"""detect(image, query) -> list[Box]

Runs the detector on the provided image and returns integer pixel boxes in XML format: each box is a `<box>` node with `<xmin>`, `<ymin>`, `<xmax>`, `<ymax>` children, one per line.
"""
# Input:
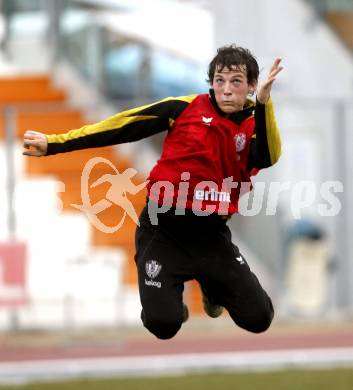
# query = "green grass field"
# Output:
<box><xmin>1</xmin><ymin>368</ymin><xmax>353</xmax><ymax>390</ymax></box>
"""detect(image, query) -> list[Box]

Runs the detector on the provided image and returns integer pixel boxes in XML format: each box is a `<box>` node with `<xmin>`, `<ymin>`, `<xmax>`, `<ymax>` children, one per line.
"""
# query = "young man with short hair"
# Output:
<box><xmin>23</xmin><ymin>44</ymin><xmax>283</xmax><ymax>339</ymax></box>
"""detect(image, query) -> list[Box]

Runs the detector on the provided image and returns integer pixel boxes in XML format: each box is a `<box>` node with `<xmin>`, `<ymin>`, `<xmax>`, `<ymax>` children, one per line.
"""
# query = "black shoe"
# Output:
<box><xmin>200</xmin><ymin>286</ymin><xmax>223</xmax><ymax>318</ymax></box>
<box><xmin>182</xmin><ymin>303</ymin><xmax>189</xmax><ymax>323</ymax></box>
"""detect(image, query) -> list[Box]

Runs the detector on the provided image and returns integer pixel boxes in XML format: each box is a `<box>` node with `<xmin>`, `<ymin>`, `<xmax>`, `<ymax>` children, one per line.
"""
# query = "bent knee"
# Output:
<box><xmin>232</xmin><ymin>306</ymin><xmax>274</xmax><ymax>334</ymax></box>
<box><xmin>244</xmin><ymin>308</ymin><xmax>274</xmax><ymax>333</ymax></box>
<box><xmin>142</xmin><ymin>314</ymin><xmax>183</xmax><ymax>340</ymax></box>
<box><xmin>247</xmin><ymin>315</ymin><xmax>273</xmax><ymax>333</ymax></box>
<box><xmin>145</xmin><ymin>320</ymin><xmax>182</xmax><ymax>339</ymax></box>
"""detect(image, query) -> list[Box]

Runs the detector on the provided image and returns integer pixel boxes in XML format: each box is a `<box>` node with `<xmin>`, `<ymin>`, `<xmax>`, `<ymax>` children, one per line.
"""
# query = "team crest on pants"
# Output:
<box><xmin>145</xmin><ymin>260</ymin><xmax>162</xmax><ymax>279</ymax></box>
<box><xmin>234</xmin><ymin>133</ymin><xmax>246</xmax><ymax>152</ymax></box>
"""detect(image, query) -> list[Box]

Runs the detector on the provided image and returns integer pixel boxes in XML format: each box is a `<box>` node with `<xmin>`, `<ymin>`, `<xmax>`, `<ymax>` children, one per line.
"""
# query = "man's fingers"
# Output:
<box><xmin>24</xmin><ymin>130</ymin><xmax>43</xmax><ymax>136</ymax></box>
<box><xmin>269</xmin><ymin>58</ymin><xmax>283</xmax><ymax>78</ymax></box>
<box><xmin>22</xmin><ymin>149</ymin><xmax>43</xmax><ymax>157</ymax></box>
<box><xmin>24</xmin><ymin>130</ymin><xmax>46</xmax><ymax>143</ymax></box>
<box><xmin>257</xmin><ymin>57</ymin><xmax>283</xmax><ymax>104</ymax></box>
<box><xmin>24</xmin><ymin>133</ymin><xmax>37</xmax><ymax>140</ymax></box>
<box><xmin>270</xmin><ymin>57</ymin><xmax>282</xmax><ymax>71</ymax></box>
<box><xmin>22</xmin><ymin>130</ymin><xmax>47</xmax><ymax>157</ymax></box>
<box><xmin>263</xmin><ymin>60</ymin><xmax>283</xmax><ymax>86</ymax></box>
<box><xmin>260</xmin><ymin>77</ymin><xmax>276</xmax><ymax>90</ymax></box>
<box><xmin>268</xmin><ymin>74</ymin><xmax>280</xmax><ymax>84</ymax></box>
<box><xmin>271</xmin><ymin>66</ymin><xmax>283</xmax><ymax>78</ymax></box>
<box><xmin>268</xmin><ymin>67</ymin><xmax>283</xmax><ymax>82</ymax></box>
<box><xmin>24</xmin><ymin>132</ymin><xmax>45</xmax><ymax>142</ymax></box>
<box><xmin>23</xmin><ymin>139</ymin><xmax>39</xmax><ymax>148</ymax></box>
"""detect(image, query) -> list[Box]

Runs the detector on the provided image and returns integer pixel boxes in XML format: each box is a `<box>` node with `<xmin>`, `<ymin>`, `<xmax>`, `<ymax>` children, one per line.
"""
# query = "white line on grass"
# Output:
<box><xmin>1</xmin><ymin>347</ymin><xmax>353</xmax><ymax>384</ymax></box>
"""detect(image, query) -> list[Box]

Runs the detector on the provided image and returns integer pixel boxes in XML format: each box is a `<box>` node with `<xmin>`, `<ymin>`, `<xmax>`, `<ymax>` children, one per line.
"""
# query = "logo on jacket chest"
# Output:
<box><xmin>234</xmin><ymin>133</ymin><xmax>247</xmax><ymax>152</ymax></box>
<box><xmin>202</xmin><ymin>116</ymin><xmax>213</xmax><ymax>126</ymax></box>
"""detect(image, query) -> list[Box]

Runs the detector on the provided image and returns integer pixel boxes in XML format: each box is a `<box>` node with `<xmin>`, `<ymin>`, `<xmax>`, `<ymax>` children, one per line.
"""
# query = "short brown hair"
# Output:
<box><xmin>207</xmin><ymin>44</ymin><xmax>259</xmax><ymax>85</ymax></box>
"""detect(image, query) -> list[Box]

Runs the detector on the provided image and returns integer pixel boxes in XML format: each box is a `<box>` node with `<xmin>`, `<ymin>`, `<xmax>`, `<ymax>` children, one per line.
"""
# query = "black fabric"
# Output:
<box><xmin>134</xmin><ymin>203</ymin><xmax>274</xmax><ymax>339</ymax></box>
<box><xmin>248</xmin><ymin>100</ymin><xmax>272</xmax><ymax>170</ymax></box>
<box><xmin>129</xmin><ymin>99</ymin><xmax>190</xmax><ymax>121</ymax></box>
<box><xmin>208</xmin><ymin>88</ymin><xmax>254</xmax><ymax>124</ymax></box>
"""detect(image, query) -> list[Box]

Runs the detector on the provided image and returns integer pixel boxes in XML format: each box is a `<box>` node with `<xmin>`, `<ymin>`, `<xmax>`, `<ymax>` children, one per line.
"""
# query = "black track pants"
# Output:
<box><xmin>134</xmin><ymin>205</ymin><xmax>274</xmax><ymax>340</ymax></box>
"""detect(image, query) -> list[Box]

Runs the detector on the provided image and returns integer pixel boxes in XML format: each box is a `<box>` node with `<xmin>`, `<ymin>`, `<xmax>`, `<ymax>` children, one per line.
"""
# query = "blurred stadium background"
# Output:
<box><xmin>0</xmin><ymin>0</ymin><xmax>353</xmax><ymax>387</ymax></box>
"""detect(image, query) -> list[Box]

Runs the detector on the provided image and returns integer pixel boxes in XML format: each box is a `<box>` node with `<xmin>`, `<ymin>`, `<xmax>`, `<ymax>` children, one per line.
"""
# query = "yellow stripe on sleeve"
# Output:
<box><xmin>264</xmin><ymin>97</ymin><xmax>281</xmax><ymax>164</ymax></box>
<box><xmin>46</xmin><ymin>95</ymin><xmax>197</xmax><ymax>145</ymax></box>
<box><xmin>46</xmin><ymin>114</ymin><xmax>157</xmax><ymax>144</ymax></box>
<box><xmin>171</xmin><ymin>94</ymin><xmax>198</xmax><ymax>103</ymax></box>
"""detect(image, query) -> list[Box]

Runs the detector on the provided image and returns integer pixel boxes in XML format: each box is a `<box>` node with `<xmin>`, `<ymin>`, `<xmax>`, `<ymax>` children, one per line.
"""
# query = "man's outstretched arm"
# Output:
<box><xmin>22</xmin><ymin>95</ymin><xmax>196</xmax><ymax>157</ymax></box>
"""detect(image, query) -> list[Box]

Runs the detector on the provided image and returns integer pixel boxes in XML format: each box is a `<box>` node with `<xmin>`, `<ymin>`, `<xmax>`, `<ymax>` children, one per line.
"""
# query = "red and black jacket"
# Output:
<box><xmin>46</xmin><ymin>90</ymin><xmax>281</xmax><ymax>214</ymax></box>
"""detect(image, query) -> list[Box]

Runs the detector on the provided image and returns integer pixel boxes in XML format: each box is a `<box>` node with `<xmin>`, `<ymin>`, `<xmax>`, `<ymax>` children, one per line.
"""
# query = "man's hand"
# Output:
<box><xmin>22</xmin><ymin>130</ymin><xmax>48</xmax><ymax>157</ymax></box>
<box><xmin>257</xmin><ymin>57</ymin><xmax>283</xmax><ymax>104</ymax></box>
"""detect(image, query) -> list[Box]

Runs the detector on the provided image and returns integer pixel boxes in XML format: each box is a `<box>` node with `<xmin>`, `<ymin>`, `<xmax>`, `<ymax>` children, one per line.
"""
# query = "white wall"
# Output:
<box><xmin>211</xmin><ymin>0</ymin><xmax>353</xmax><ymax>99</ymax></box>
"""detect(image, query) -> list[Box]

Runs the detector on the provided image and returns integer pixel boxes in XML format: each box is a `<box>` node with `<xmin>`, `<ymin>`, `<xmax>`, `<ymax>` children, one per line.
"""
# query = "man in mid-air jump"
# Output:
<box><xmin>23</xmin><ymin>44</ymin><xmax>282</xmax><ymax>339</ymax></box>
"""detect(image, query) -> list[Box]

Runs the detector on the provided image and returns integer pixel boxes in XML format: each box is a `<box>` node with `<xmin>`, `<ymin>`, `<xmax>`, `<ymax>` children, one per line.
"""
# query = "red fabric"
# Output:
<box><xmin>147</xmin><ymin>94</ymin><xmax>256</xmax><ymax>215</ymax></box>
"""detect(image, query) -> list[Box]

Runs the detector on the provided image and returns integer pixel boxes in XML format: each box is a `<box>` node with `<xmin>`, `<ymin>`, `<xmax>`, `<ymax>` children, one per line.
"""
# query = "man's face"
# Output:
<box><xmin>212</xmin><ymin>65</ymin><xmax>256</xmax><ymax>114</ymax></box>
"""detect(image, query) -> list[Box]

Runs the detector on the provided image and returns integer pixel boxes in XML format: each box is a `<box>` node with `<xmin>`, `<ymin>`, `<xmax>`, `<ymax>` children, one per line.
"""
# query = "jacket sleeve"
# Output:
<box><xmin>45</xmin><ymin>95</ymin><xmax>196</xmax><ymax>156</ymax></box>
<box><xmin>247</xmin><ymin>97</ymin><xmax>282</xmax><ymax>170</ymax></box>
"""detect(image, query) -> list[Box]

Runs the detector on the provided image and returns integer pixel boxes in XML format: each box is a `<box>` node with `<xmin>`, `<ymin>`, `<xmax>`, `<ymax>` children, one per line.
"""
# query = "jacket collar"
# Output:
<box><xmin>208</xmin><ymin>89</ymin><xmax>255</xmax><ymax>125</ymax></box>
